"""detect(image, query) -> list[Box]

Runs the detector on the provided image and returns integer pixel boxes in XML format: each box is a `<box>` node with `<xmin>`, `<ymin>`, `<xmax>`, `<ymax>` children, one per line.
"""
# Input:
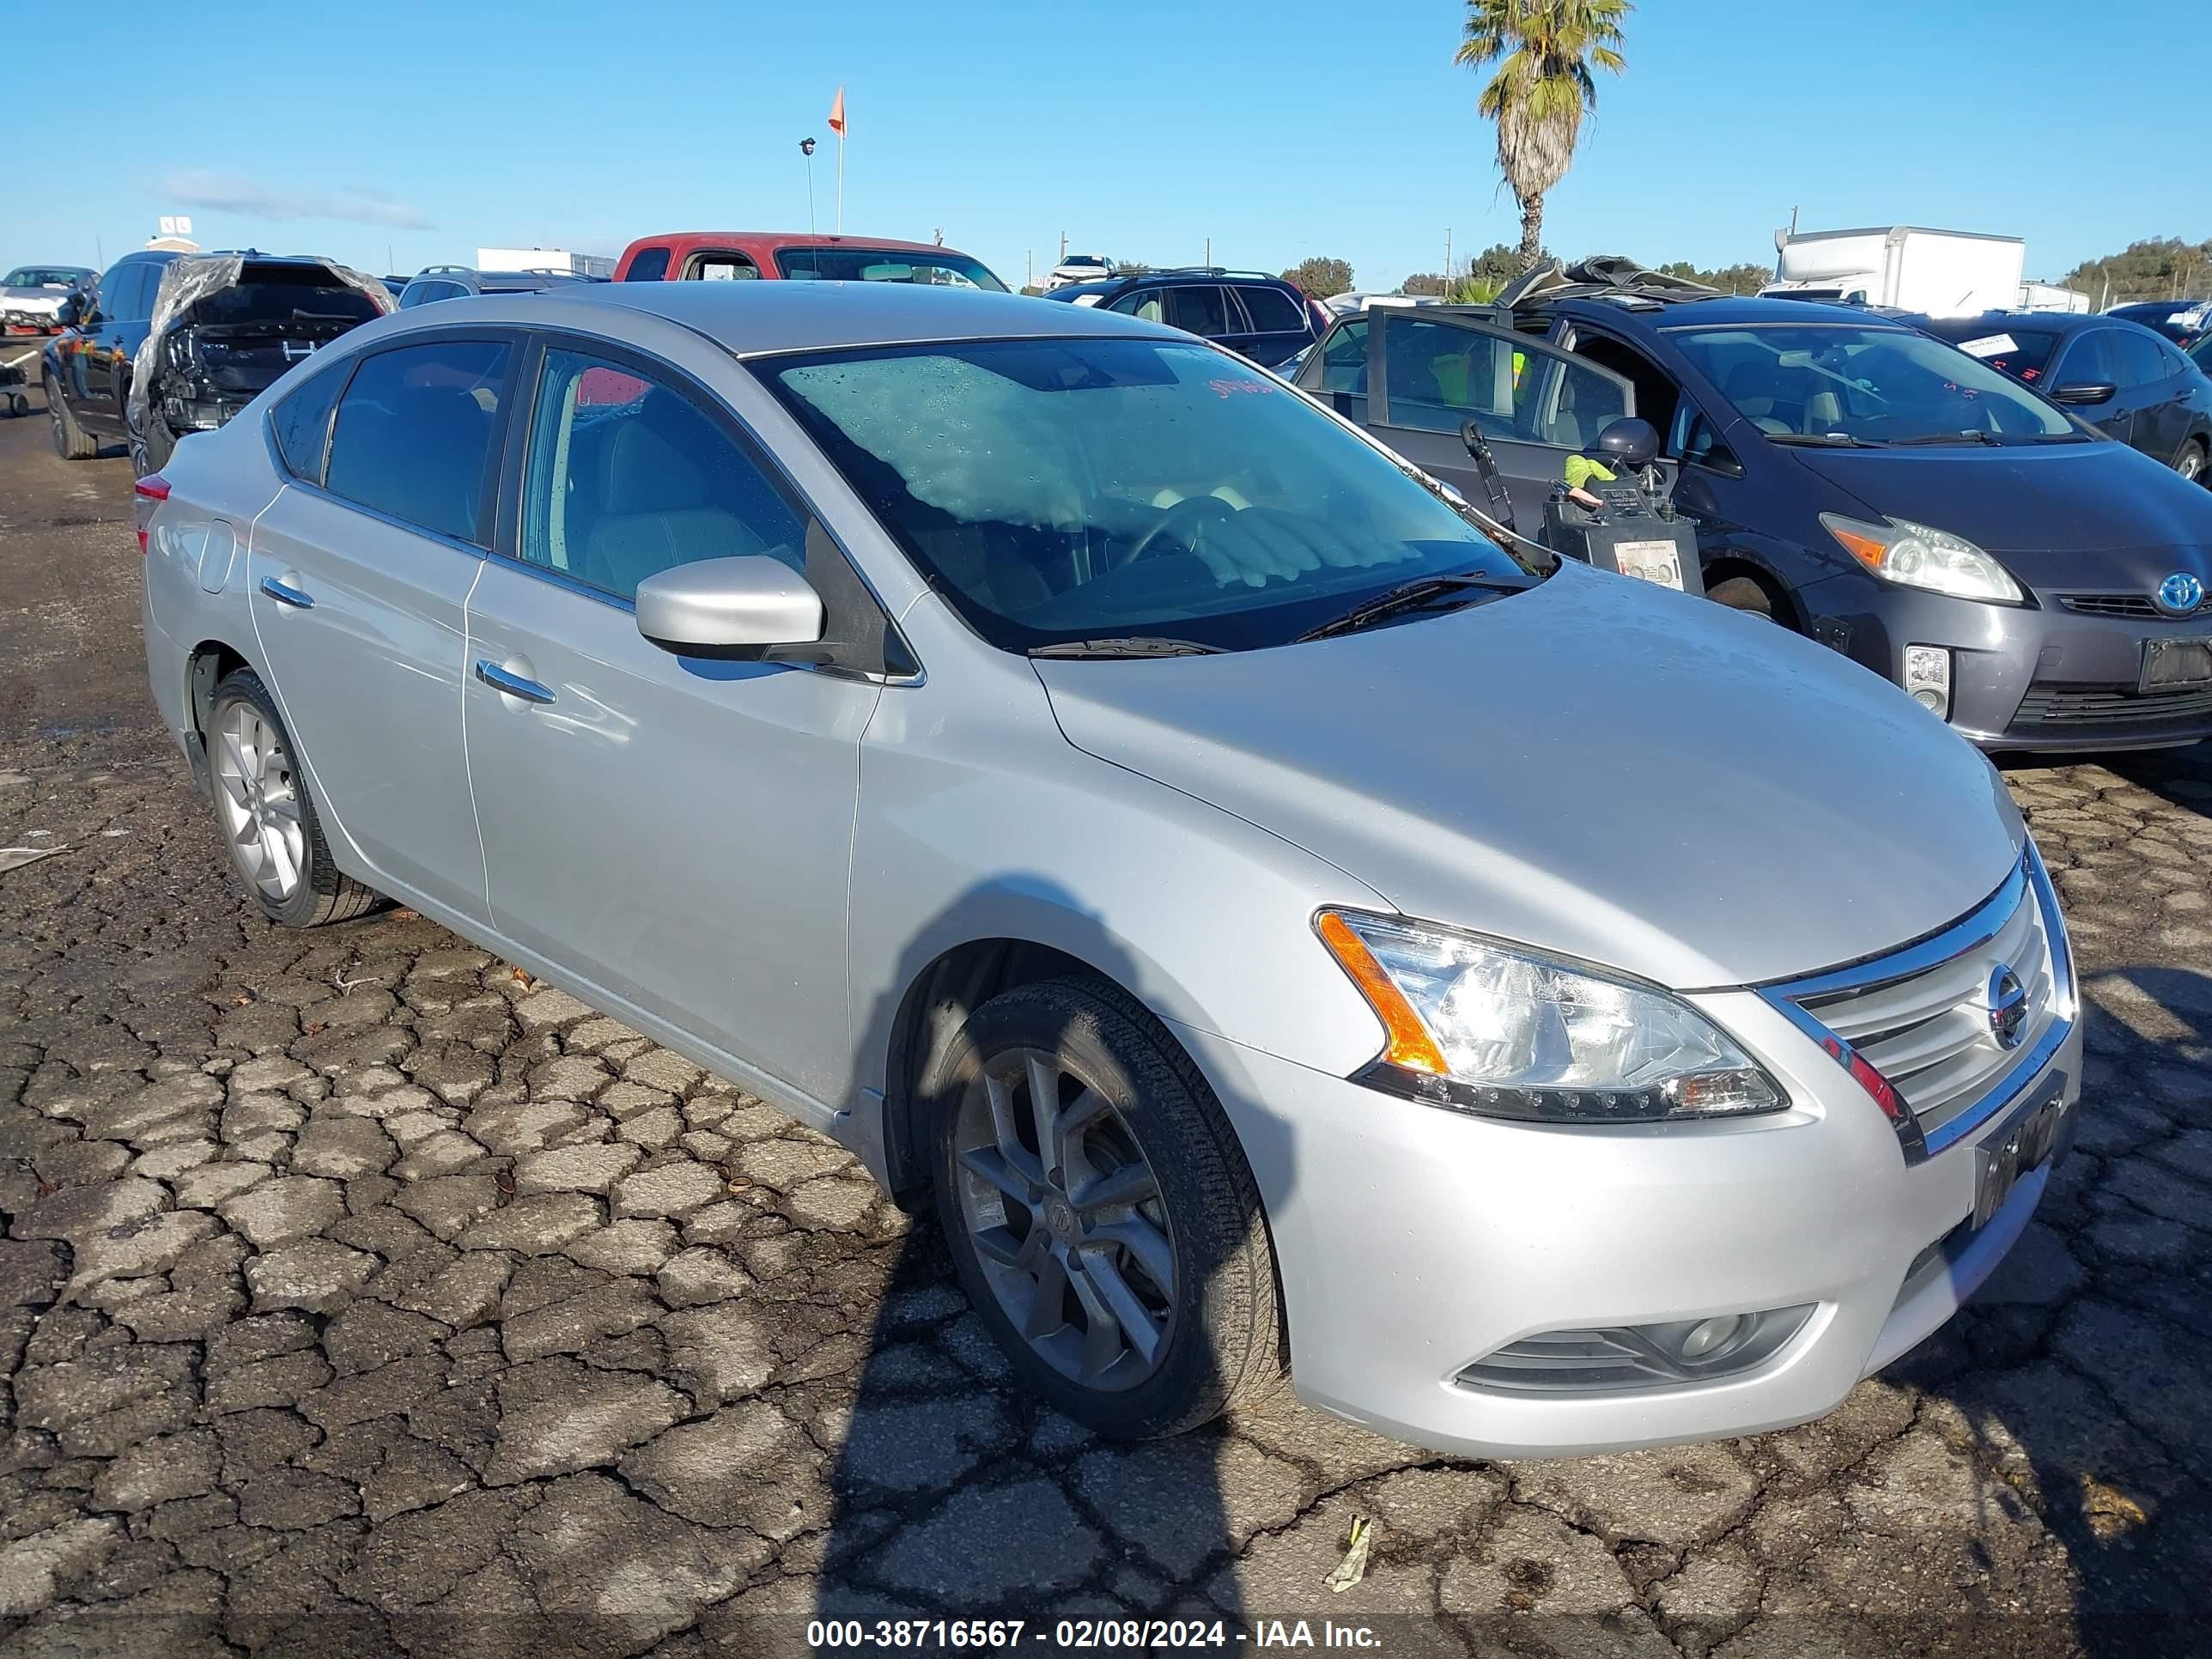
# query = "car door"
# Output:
<box><xmin>2048</xmin><ymin>328</ymin><xmax>2130</xmax><ymax>441</ymax></box>
<box><xmin>462</xmin><ymin>337</ymin><xmax>883</xmax><ymax>1110</ymax></box>
<box><xmin>2124</xmin><ymin>335</ymin><xmax>2193</xmax><ymax>464</ymax></box>
<box><xmin>246</xmin><ymin>334</ymin><xmax>516</xmax><ymax>927</ymax></box>
<box><xmin>1229</xmin><ymin>283</ymin><xmax>1316</xmax><ymax>368</ymax></box>
<box><xmin>1340</xmin><ymin>310</ymin><xmax>1636</xmax><ymax>529</ymax></box>
<box><xmin>70</xmin><ymin>261</ymin><xmax>140</xmax><ymax>428</ymax></box>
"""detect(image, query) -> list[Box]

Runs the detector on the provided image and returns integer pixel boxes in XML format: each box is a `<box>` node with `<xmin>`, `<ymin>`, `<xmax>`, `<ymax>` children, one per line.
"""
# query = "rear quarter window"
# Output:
<box><xmin>270</xmin><ymin>362</ymin><xmax>349</xmax><ymax>484</ymax></box>
<box><xmin>623</xmin><ymin>247</ymin><xmax>672</xmax><ymax>282</ymax></box>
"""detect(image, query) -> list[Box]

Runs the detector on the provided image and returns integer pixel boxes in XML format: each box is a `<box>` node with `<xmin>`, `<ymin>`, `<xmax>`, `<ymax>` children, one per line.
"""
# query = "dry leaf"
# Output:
<box><xmin>390</xmin><ymin>908</ymin><xmax>419</xmax><ymax>921</ymax></box>
<box><xmin>512</xmin><ymin>968</ymin><xmax>532</xmax><ymax>986</ymax></box>
<box><xmin>2081</xmin><ymin>1474</ymin><xmax>2148</xmax><ymax>1540</ymax></box>
<box><xmin>305</xmin><ymin>1021</ymin><xmax>329</xmax><ymax>1036</ymax></box>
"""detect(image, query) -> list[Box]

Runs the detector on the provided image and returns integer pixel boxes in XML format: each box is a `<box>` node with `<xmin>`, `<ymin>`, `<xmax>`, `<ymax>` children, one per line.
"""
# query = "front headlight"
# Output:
<box><xmin>1316</xmin><ymin>911</ymin><xmax>1787</xmax><ymax>1123</ymax></box>
<box><xmin>1820</xmin><ymin>513</ymin><xmax>2024</xmax><ymax>604</ymax></box>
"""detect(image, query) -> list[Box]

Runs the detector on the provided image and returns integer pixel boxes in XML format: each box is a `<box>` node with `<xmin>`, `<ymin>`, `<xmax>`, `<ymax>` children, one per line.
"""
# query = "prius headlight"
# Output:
<box><xmin>1316</xmin><ymin>911</ymin><xmax>1786</xmax><ymax>1123</ymax></box>
<box><xmin>1820</xmin><ymin>514</ymin><xmax>2024</xmax><ymax>605</ymax></box>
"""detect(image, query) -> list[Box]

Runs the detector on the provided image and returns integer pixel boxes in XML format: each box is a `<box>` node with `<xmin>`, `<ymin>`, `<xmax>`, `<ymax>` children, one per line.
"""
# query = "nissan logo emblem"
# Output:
<box><xmin>1987</xmin><ymin>966</ymin><xmax>2028</xmax><ymax>1051</ymax></box>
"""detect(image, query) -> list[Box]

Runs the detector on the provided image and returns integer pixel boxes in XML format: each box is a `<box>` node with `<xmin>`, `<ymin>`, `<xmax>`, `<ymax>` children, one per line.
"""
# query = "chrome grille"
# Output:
<box><xmin>1763</xmin><ymin>854</ymin><xmax>2071</xmax><ymax>1161</ymax></box>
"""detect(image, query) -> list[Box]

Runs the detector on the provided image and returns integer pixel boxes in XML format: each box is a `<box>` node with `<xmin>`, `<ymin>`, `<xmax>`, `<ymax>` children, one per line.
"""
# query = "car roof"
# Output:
<box><xmin>626</xmin><ymin>231</ymin><xmax>966</xmax><ymax>257</ymax></box>
<box><xmin>1921</xmin><ymin>312</ymin><xmax>2088</xmax><ymax>336</ymax></box>
<box><xmin>1547</xmin><ymin>293</ymin><xmax>1907</xmax><ymax>331</ymax></box>
<box><xmin>469</xmin><ymin>279</ymin><xmax>1184</xmax><ymax>355</ymax></box>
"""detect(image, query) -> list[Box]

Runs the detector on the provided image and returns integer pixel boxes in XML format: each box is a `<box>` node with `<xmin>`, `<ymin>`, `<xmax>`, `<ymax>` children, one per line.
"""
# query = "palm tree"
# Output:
<box><xmin>1456</xmin><ymin>0</ymin><xmax>1630</xmax><ymax>271</ymax></box>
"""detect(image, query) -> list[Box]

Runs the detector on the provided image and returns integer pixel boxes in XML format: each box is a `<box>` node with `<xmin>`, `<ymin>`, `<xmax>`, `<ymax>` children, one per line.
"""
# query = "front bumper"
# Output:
<box><xmin>1800</xmin><ymin>570</ymin><xmax>2212</xmax><ymax>753</ymax></box>
<box><xmin>1170</xmin><ymin>987</ymin><xmax>2080</xmax><ymax>1459</ymax></box>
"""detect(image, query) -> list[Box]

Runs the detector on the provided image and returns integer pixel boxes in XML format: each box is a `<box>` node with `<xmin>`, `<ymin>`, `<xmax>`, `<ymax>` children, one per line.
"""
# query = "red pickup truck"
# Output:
<box><xmin>612</xmin><ymin>232</ymin><xmax>1006</xmax><ymax>291</ymax></box>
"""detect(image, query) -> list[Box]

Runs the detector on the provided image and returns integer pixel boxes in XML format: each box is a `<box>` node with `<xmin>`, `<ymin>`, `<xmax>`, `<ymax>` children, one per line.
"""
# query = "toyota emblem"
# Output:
<box><xmin>2155</xmin><ymin>571</ymin><xmax>2204</xmax><ymax>617</ymax></box>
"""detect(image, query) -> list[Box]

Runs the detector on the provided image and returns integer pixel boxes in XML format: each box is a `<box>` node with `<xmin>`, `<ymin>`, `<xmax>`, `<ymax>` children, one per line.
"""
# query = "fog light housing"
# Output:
<box><xmin>1456</xmin><ymin>1304</ymin><xmax>1814</xmax><ymax>1394</ymax></box>
<box><xmin>1902</xmin><ymin>644</ymin><xmax>1951</xmax><ymax>719</ymax></box>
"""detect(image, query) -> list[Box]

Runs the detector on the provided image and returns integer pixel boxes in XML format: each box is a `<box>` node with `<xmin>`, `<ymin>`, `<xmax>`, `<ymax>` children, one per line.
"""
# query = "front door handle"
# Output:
<box><xmin>475</xmin><ymin>659</ymin><xmax>556</xmax><ymax>705</ymax></box>
<box><xmin>258</xmin><ymin>575</ymin><xmax>314</xmax><ymax>609</ymax></box>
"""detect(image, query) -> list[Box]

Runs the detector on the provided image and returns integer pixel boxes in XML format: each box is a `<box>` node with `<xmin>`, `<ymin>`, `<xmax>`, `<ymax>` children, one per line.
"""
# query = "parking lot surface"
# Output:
<box><xmin>3</xmin><ymin>403</ymin><xmax>2211</xmax><ymax>1658</ymax></box>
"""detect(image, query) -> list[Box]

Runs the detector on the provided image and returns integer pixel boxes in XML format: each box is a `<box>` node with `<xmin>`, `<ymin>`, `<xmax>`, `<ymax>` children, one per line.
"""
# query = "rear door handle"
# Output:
<box><xmin>475</xmin><ymin>659</ymin><xmax>556</xmax><ymax>705</ymax></box>
<box><xmin>258</xmin><ymin>576</ymin><xmax>314</xmax><ymax>609</ymax></box>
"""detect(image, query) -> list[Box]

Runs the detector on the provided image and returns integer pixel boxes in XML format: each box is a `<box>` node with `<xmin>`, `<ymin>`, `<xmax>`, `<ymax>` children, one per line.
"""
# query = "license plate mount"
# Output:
<box><xmin>2140</xmin><ymin>636</ymin><xmax>2212</xmax><ymax>693</ymax></box>
<box><xmin>1972</xmin><ymin>1083</ymin><xmax>2072</xmax><ymax>1230</ymax></box>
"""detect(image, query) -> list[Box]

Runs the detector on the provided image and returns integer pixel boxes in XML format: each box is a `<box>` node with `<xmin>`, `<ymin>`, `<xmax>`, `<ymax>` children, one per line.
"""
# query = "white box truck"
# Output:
<box><xmin>1760</xmin><ymin>227</ymin><xmax>2026</xmax><ymax>317</ymax></box>
<box><xmin>475</xmin><ymin>247</ymin><xmax>616</xmax><ymax>278</ymax></box>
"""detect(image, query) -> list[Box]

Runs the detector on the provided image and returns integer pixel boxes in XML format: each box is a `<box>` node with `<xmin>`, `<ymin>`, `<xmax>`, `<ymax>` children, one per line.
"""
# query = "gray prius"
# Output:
<box><xmin>138</xmin><ymin>283</ymin><xmax>2081</xmax><ymax>1456</ymax></box>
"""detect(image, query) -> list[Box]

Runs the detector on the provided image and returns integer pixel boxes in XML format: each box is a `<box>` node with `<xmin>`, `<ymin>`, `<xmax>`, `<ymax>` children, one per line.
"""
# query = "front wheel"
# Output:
<box><xmin>131</xmin><ymin>408</ymin><xmax>175</xmax><ymax>478</ymax></box>
<box><xmin>927</xmin><ymin>977</ymin><xmax>1285</xmax><ymax>1439</ymax></box>
<box><xmin>1707</xmin><ymin>574</ymin><xmax>1779</xmax><ymax>622</ymax></box>
<box><xmin>207</xmin><ymin>669</ymin><xmax>381</xmax><ymax>928</ymax></box>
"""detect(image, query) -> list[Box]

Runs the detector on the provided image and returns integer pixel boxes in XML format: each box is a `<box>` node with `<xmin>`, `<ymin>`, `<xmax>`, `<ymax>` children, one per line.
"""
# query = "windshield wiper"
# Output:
<box><xmin>1295</xmin><ymin>572</ymin><xmax>1511</xmax><ymax>643</ymax></box>
<box><xmin>1766</xmin><ymin>432</ymin><xmax>1886</xmax><ymax>448</ymax></box>
<box><xmin>1890</xmin><ymin>431</ymin><xmax>2002</xmax><ymax>447</ymax></box>
<box><xmin>1028</xmin><ymin>636</ymin><xmax>1225</xmax><ymax>659</ymax></box>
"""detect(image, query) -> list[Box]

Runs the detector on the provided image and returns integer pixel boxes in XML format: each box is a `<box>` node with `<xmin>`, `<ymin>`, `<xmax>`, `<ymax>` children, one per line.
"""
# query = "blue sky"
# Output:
<box><xmin>15</xmin><ymin>0</ymin><xmax>2201</xmax><ymax>292</ymax></box>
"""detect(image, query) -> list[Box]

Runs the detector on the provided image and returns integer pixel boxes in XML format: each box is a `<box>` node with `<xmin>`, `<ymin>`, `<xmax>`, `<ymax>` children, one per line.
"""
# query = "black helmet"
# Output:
<box><xmin>1594</xmin><ymin>416</ymin><xmax>1659</xmax><ymax>470</ymax></box>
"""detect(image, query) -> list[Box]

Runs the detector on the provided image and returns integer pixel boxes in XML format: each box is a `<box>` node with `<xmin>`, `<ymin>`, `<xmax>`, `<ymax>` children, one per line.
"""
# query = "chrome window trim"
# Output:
<box><xmin>1757</xmin><ymin>846</ymin><xmax>2075</xmax><ymax>1167</ymax></box>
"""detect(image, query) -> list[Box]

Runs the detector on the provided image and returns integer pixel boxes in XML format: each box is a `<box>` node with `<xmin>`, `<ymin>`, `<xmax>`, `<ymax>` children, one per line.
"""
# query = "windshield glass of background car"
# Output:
<box><xmin>1668</xmin><ymin>325</ymin><xmax>2075</xmax><ymax>441</ymax></box>
<box><xmin>774</xmin><ymin>248</ymin><xmax>1007</xmax><ymax>291</ymax></box>
<box><xmin>762</xmin><ymin>337</ymin><xmax>1524</xmax><ymax>653</ymax></box>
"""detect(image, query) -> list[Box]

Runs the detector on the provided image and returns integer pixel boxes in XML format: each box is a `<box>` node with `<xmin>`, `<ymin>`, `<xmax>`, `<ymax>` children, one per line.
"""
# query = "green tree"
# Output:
<box><xmin>1282</xmin><ymin>256</ymin><xmax>1355</xmax><ymax>297</ymax></box>
<box><xmin>1114</xmin><ymin>260</ymin><xmax>1154</xmax><ymax>276</ymax></box>
<box><xmin>1457</xmin><ymin>0</ymin><xmax>1630</xmax><ymax>272</ymax></box>
<box><xmin>1656</xmin><ymin>259</ymin><xmax>1772</xmax><ymax>295</ymax></box>
<box><xmin>2060</xmin><ymin>238</ymin><xmax>2212</xmax><ymax>307</ymax></box>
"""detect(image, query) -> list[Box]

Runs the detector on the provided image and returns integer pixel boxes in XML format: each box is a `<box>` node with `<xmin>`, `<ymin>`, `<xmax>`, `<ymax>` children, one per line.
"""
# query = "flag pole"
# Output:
<box><xmin>836</xmin><ymin>125</ymin><xmax>845</xmax><ymax>234</ymax></box>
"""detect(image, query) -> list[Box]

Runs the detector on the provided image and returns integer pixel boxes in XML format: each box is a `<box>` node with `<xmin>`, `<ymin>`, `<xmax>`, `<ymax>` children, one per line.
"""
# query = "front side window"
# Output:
<box><xmin>325</xmin><ymin>340</ymin><xmax>510</xmax><ymax>543</ymax></box>
<box><xmin>1237</xmin><ymin>285</ymin><xmax>1309</xmax><ymax>333</ymax></box>
<box><xmin>1670</xmin><ymin>324</ymin><xmax>2075</xmax><ymax>442</ymax></box>
<box><xmin>762</xmin><ymin>337</ymin><xmax>1528</xmax><ymax>654</ymax></box>
<box><xmin>2051</xmin><ymin>330</ymin><xmax>2118</xmax><ymax>391</ymax></box>
<box><xmin>270</xmin><ymin>362</ymin><xmax>347</xmax><ymax>483</ymax></box>
<box><xmin>774</xmin><ymin>247</ymin><xmax>1006</xmax><ymax>291</ymax></box>
<box><xmin>1108</xmin><ymin>288</ymin><xmax>1165</xmax><ymax>324</ymax></box>
<box><xmin>519</xmin><ymin>349</ymin><xmax>807</xmax><ymax>601</ymax></box>
<box><xmin>1382</xmin><ymin>316</ymin><xmax>1627</xmax><ymax>446</ymax></box>
<box><xmin>624</xmin><ymin>246</ymin><xmax>672</xmax><ymax>282</ymax></box>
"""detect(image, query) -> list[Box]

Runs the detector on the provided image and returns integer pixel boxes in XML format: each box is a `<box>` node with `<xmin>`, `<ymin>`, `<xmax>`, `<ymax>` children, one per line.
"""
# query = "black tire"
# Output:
<box><xmin>46</xmin><ymin>376</ymin><xmax>96</xmax><ymax>459</ymax></box>
<box><xmin>1708</xmin><ymin>574</ymin><xmax>1779</xmax><ymax>622</ymax></box>
<box><xmin>208</xmin><ymin>668</ymin><xmax>381</xmax><ymax>928</ymax></box>
<box><xmin>926</xmin><ymin>976</ymin><xmax>1285</xmax><ymax>1439</ymax></box>
<box><xmin>2175</xmin><ymin>440</ymin><xmax>2207</xmax><ymax>487</ymax></box>
<box><xmin>132</xmin><ymin>408</ymin><xmax>175</xmax><ymax>479</ymax></box>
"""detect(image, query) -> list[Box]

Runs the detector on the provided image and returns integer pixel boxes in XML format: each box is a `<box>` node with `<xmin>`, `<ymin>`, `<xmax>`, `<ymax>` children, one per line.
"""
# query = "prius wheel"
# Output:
<box><xmin>2176</xmin><ymin>441</ymin><xmax>2206</xmax><ymax>485</ymax></box>
<box><xmin>927</xmin><ymin>977</ymin><xmax>1285</xmax><ymax>1438</ymax></box>
<box><xmin>209</xmin><ymin>670</ymin><xmax>380</xmax><ymax>928</ymax></box>
<box><xmin>46</xmin><ymin>377</ymin><xmax>96</xmax><ymax>460</ymax></box>
<box><xmin>1709</xmin><ymin>574</ymin><xmax>1782</xmax><ymax>623</ymax></box>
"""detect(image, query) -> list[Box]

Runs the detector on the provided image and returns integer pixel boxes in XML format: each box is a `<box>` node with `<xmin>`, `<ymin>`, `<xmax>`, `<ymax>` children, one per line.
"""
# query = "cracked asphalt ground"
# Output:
<box><xmin>3</xmin><ymin>399</ymin><xmax>2212</xmax><ymax>1659</ymax></box>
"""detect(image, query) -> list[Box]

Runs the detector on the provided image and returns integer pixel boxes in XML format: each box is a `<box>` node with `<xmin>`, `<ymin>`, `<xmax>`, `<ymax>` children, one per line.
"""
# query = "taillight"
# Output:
<box><xmin>133</xmin><ymin>473</ymin><xmax>170</xmax><ymax>555</ymax></box>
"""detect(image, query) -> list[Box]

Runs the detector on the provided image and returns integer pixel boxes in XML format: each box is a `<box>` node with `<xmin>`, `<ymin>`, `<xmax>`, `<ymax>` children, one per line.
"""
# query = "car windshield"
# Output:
<box><xmin>775</xmin><ymin>247</ymin><xmax>1007</xmax><ymax>292</ymax></box>
<box><xmin>761</xmin><ymin>336</ymin><xmax>1530</xmax><ymax>653</ymax></box>
<box><xmin>1669</xmin><ymin>323</ymin><xmax>2076</xmax><ymax>442</ymax></box>
<box><xmin>6</xmin><ymin>268</ymin><xmax>84</xmax><ymax>288</ymax></box>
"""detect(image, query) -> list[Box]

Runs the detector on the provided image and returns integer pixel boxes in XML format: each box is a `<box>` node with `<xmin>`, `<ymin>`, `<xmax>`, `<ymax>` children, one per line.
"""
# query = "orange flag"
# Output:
<box><xmin>828</xmin><ymin>87</ymin><xmax>847</xmax><ymax>136</ymax></box>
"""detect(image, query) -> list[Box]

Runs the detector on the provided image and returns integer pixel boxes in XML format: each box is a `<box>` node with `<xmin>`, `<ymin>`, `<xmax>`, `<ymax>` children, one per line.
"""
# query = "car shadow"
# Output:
<box><xmin>1886</xmin><ymin>961</ymin><xmax>2212</xmax><ymax>1658</ymax></box>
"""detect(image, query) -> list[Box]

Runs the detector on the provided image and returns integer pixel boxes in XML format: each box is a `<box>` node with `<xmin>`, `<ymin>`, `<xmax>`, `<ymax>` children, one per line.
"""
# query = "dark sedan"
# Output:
<box><xmin>1918</xmin><ymin>313</ymin><xmax>2211</xmax><ymax>483</ymax></box>
<box><xmin>2105</xmin><ymin>299</ymin><xmax>2209</xmax><ymax>349</ymax></box>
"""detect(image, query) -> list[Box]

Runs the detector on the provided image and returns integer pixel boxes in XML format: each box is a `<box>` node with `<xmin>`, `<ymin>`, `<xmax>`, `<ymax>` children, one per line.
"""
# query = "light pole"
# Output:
<box><xmin>800</xmin><ymin>138</ymin><xmax>817</xmax><ymax>235</ymax></box>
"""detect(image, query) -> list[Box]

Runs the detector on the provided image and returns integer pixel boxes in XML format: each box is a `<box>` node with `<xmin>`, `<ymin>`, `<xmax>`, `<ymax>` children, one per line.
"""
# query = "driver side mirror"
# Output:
<box><xmin>55</xmin><ymin>292</ymin><xmax>87</xmax><ymax>328</ymax></box>
<box><xmin>2049</xmin><ymin>381</ymin><xmax>2117</xmax><ymax>406</ymax></box>
<box><xmin>635</xmin><ymin>556</ymin><xmax>828</xmax><ymax>662</ymax></box>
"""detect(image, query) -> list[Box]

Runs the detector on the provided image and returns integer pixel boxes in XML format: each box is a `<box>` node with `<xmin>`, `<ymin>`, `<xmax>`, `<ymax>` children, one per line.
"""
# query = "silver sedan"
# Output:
<box><xmin>137</xmin><ymin>282</ymin><xmax>2080</xmax><ymax>1454</ymax></box>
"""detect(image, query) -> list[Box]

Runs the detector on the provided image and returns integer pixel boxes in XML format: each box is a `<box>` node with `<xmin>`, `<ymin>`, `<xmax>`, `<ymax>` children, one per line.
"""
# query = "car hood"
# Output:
<box><xmin>3</xmin><ymin>286</ymin><xmax>67</xmax><ymax>305</ymax></box>
<box><xmin>1035</xmin><ymin>562</ymin><xmax>2025</xmax><ymax>989</ymax></box>
<box><xmin>1779</xmin><ymin>440</ymin><xmax>2212</xmax><ymax>584</ymax></box>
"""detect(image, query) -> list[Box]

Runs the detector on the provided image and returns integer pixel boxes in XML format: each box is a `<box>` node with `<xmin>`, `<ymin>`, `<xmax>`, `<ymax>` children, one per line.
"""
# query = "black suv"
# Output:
<box><xmin>1292</xmin><ymin>259</ymin><xmax>2212</xmax><ymax>753</ymax></box>
<box><xmin>396</xmin><ymin>265</ymin><xmax>606</xmax><ymax>308</ymax></box>
<box><xmin>46</xmin><ymin>251</ymin><xmax>385</xmax><ymax>472</ymax></box>
<box><xmin>1042</xmin><ymin>267</ymin><xmax>1320</xmax><ymax>367</ymax></box>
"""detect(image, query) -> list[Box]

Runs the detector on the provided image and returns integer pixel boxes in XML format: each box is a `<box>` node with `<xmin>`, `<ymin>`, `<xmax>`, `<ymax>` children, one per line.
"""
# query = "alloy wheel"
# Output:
<box><xmin>46</xmin><ymin>386</ymin><xmax>63</xmax><ymax>448</ymax></box>
<box><xmin>951</xmin><ymin>1046</ymin><xmax>1177</xmax><ymax>1390</ymax></box>
<box><xmin>2179</xmin><ymin>448</ymin><xmax>2205</xmax><ymax>483</ymax></box>
<box><xmin>213</xmin><ymin>703</ymin><xmax>307</xmax><ymax>902</ymax></box>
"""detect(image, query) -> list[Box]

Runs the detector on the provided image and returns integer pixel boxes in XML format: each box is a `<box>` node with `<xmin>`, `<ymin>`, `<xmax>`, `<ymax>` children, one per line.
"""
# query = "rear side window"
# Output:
<box><xmin>624</xmin><ymin>247</ymin><xmax>672</xmax><ymax>282</ymax></box>
<box><xmin>270</xmin><ymin>363</ymin><xmax>348</xmax><ymax>484</ymax></box>
<box><xmin>1166</xmin><ymin>286</ymin><xmax>1232</xmax><ymax>337</ymax></box>
<box><xmin>325</xmin><ymin>341</ymin><xmax>510</xmax><ymax>544</ymax></box>
<box><xmin>690</xmin><ymin>252</ymin><xmax>760</xmax><ymax>281</ymax></box>
<box><xmin>2108</xmin><ymin>329</ymin><xmax>2166</xmax><ymax>388</ymax></box>
<box><xmin>1237</xmin><ymin>285</ymin><xmax>1309</xmax><ymax>333</ymax></box>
